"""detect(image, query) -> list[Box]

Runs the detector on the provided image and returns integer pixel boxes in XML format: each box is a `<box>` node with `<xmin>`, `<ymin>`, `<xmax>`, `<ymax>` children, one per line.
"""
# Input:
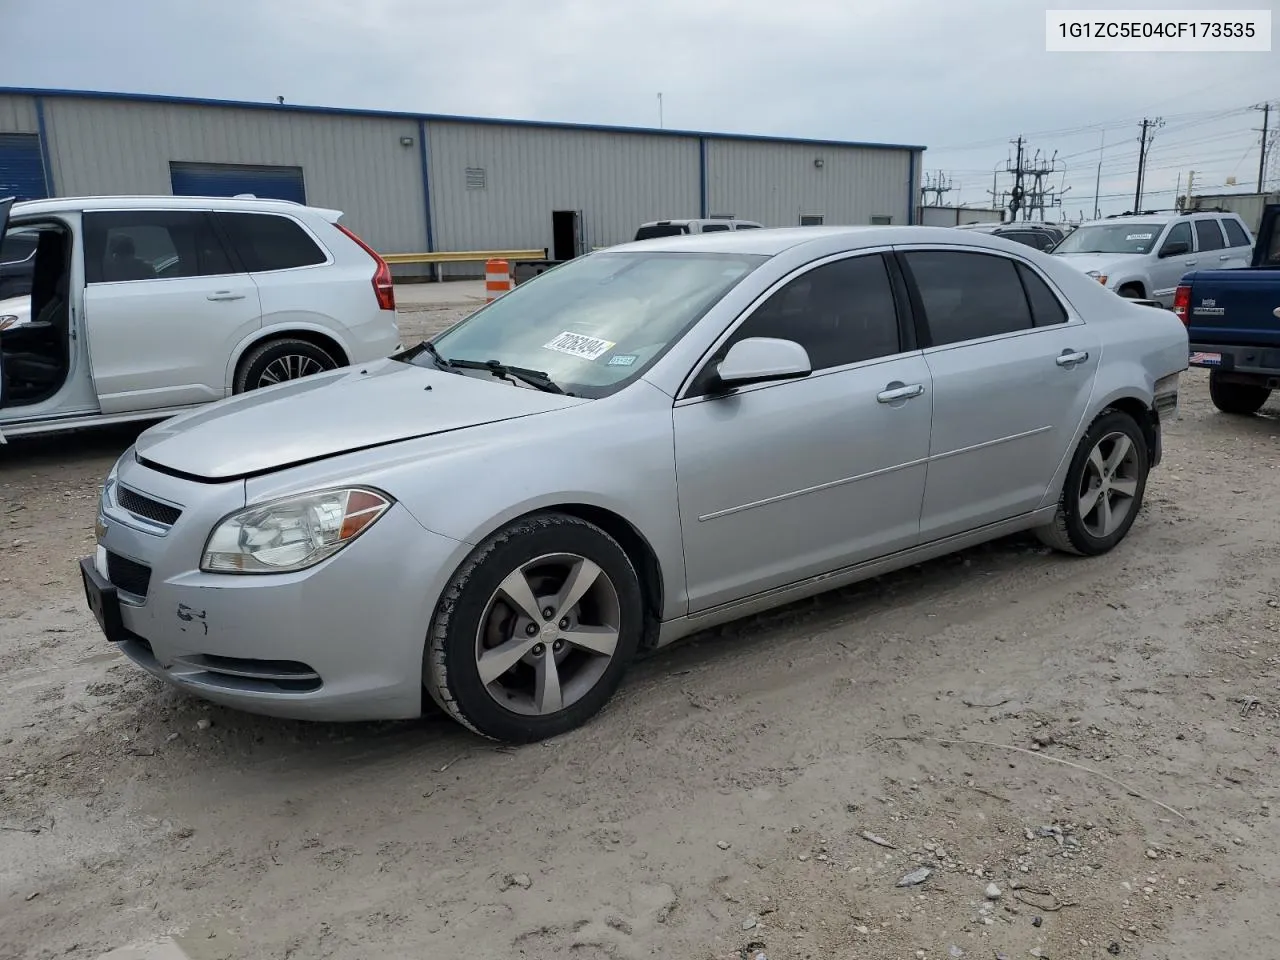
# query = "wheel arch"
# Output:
<box><xmin>1116</xmin><ymin>279</ymin><xmax>1148</xmax><ymax>298</ymax></box>
<box><xmin>225</xmin><ymin>326</ymin><xmax>352</xmax><ymax>389</ymax></box>
<box><xmin>1038</xmin><ymin>387</ymin><xmax>1158</xmax><ymax>512</ymax></box>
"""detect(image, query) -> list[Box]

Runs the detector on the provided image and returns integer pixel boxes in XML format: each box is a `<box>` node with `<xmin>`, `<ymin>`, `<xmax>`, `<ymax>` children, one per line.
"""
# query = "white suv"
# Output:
<box><xmin>1052</xmin><ymin>210</ymin><xmax>1255</xmax><ymax>307</ymax></box>
<box><xmin>634</xmin><ymin>218</ymin><xmax>764</xmax><ymax>240</ymax></box>
<box><xmin>0</xmin><ymin>194</ymin><xmax>400</xmax><ymax>441</ymax></box>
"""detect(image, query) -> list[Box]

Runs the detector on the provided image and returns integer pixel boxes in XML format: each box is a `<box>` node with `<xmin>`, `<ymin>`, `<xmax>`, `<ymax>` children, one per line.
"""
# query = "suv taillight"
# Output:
<box><xmin>335</xmin><ymin>223</ymin><xmax>395</xmax><ymax>312</ymax></box>
<box><xmin>1172</xmin><ymin>284</ymin><xmax>1191</xmax><ymax>325</ymax></box>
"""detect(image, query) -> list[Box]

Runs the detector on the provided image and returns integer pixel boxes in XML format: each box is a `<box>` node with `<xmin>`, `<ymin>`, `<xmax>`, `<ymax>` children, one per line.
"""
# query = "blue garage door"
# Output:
<box><xmin>0</xmin><ymin>133</ymin><xmax>49</xmax><ymax>201</ymax></box>
<box><xmin>169</xmin><ymin>161</ymin><xmax>306</xmax><ymax>204</ymax></box>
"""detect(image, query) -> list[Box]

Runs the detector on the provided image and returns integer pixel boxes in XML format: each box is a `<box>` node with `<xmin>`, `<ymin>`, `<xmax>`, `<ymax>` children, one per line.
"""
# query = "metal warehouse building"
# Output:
<box><xmin>0</xmin><ymin>87</ymin><xmax>924</xmax><ymax>276</ymax></box>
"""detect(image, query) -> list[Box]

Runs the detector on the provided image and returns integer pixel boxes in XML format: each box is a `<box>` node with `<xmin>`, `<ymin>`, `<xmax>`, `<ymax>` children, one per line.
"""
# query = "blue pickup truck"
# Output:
<box><xmin>1176</xmin><ymin>204</ymin><xmax>1280</xmax><ymax>414</ymax></box>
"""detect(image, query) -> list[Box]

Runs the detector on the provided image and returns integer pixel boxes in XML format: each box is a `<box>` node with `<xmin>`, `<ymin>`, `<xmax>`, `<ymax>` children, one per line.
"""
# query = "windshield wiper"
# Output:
<box><xmin>447</xmin><ymin>358</ymin><xmax>568</xmax><ymax>395</ymax></box>
<box><xmin>411</xmin><ymin>340</ymin><xmax>454</xmax><ymax>371</ymax></box>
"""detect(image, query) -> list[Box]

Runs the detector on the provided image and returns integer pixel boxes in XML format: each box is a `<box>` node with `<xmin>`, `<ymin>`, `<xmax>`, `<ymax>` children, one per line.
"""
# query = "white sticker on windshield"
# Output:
<box><xmin>543</xmin><ymin>331</ymin><xmax>616</xmax><ymax>361</ymax></box>
<box><xmin>1126</xmin><ymin>233</ymin><xmax>1153</xmax><ymax>241</ymax></box>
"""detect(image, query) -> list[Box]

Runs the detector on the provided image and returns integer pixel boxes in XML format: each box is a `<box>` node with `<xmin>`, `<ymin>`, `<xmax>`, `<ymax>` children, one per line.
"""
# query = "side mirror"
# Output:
<box><xmin>711</xmin><ymin>337</ymin><xmax>812</xmax><ymax>391</ymax></box>
<box><xmin>1159</xmin><ymin>240</ymin><xmax>1190</xmax><ymax>258</ymax></box>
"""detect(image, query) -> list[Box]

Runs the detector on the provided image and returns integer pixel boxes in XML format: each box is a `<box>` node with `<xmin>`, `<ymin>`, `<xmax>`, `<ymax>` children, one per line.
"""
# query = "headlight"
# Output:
<box><xmin>1084</xmin><ymin>270</ymin><xmax>1109</xmax><ymax>286</ymax></box>
<box><xmin>201</xmin><ymin>487</ymin><xmax>392</xmax><ymax>574</ymax></box>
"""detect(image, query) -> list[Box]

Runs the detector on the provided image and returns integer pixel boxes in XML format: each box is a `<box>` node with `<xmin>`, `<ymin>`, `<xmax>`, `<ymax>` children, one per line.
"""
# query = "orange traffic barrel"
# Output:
<box><xmin>485</xmin><ymin>259</ymin><xmax>511</xmax><ymax>302</ymax></box>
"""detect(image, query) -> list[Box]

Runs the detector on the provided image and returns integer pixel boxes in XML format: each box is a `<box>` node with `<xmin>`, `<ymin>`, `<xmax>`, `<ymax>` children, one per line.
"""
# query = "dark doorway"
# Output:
<box><xmin>552</xmin><ymin>210</ymin><xmax>582</xmax><ymax>261</ymax></box>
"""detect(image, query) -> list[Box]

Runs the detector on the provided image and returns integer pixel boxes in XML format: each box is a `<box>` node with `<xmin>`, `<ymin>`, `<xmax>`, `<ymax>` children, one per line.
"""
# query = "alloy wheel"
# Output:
<box><xmin>1077</xmin><ymin>430</ymin><xmax>1140</xmax><ymax>539</ymax></box>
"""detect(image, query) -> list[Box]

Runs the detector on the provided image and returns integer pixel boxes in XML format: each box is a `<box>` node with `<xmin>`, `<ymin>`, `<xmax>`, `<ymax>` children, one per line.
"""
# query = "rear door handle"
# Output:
<box><xmin>1056</xmin><ymin>350</ymin><xmax>1089</xmax><ymax>367</ymax></box>
<box><xmin>1218</xmin><ymin>254</ymin><xmax>1231</xmax><ymax>261</ymax></box>
<box><xmin>876</xmin><ymin>382</ymin><xmax>925</xmax><ymax>403</ymax></box>
<box><xmin>1184</xmin><ymin>259</ymin><xmax>1198</xmax><ymax>267</ymax></box>
<box><xmin>207</xmin><ymin>292</ymin><xmax>245</xmax><ymax>301</ymax></box>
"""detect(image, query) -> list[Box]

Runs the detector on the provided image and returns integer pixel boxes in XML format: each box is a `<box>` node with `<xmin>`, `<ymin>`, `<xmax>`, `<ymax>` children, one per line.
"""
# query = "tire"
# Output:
<box><xmin>233</xmin><ymin>338</ymin><xmax>340</xmax><ymax>394</ymax></box>
<box><xmin>1117</xmin><ymin>285</ymin><xmax>1144</xmax><ymax>299</ymax></box>
<box><xmin>425</xmin><ymin>512</ymin><xmax>644</xmax><ymax>743</ymax></box>
<box><xmin>1209</xmin><ymin>370</ymin><xmax>1270</xmax><ymax>416</ymax></box>
<box><xmin>1036</xmin><ymin>409</ymin><xmax>1149</xmax><ymax>557</ymax></box>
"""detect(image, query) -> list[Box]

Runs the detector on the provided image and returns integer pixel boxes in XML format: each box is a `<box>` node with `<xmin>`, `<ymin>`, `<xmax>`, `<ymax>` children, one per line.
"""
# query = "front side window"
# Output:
<box><xmin>721</xmin><ymin>254</ymin><xmax>903</xmax><ymax>373</ymax></box>
<box><xmin>215</xmin><ymin>212</ymin><xmax>327</xmax><ymax>272</ymax></box>
<box><xmin>1054</xmin><ymin>222</ymin><xmax>1164</xmax><ymax>255</ymax></box>
<box><xmin>417</xmin><ymin>251</ymin><xmax>767</xmax><ymax>398</ymax></box>
<box><xmin>1161</xmin><ymin>221</ymin><xmax>1193</xmax><ymax>253</ymax></box>
<box><xmin>1193</xmin><ymin>219</ymin><xmax>1225</xmax><ymax>252</ymax></box>
<box><xmin>83</xmin><ymin>210</ymin><xmax>236</xmax><ymax>284</ymax></box>
<box><xmin>904</xmin><ymin>250</ymin><xmax>1034</xmax><ymax>346</ymax></box>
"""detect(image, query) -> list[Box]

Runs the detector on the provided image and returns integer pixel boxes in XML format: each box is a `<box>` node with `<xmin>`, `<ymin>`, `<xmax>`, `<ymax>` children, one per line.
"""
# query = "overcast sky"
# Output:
<box><xmin>3</xmin><ymin>0</ymin><xmax>1276</xmax><ymax>219</ymax></box>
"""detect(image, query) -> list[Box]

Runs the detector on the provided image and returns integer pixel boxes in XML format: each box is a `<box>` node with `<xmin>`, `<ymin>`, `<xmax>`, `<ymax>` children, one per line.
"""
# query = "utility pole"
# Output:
<box><xmin>1007</xmin><ymin>136</ymin><xmax>1025</xmax><ymax>222</ymax></box>
<box><xmin>1133</xmin><ymin>117</ymin><xmax>1164</xmax><ymax>213</ymax></box>
<box><xmin>920</xmin><ymin>171</ymin><xmax>955</xmax><ymax>207</ymax></box>
<box><xmin>657</xmin><ymin>93</ymin><xmax>663</xmax><ymax>129</ymax></box>
<box><xmin>1093</xmin><ymin>129</ymin><xmax>1105</xmax><ymax>219</ymax></box>
<box><xmin>1255</xmin><ymin>102</ymin><xmax>1271</xmax><ymax>192</ymax></box>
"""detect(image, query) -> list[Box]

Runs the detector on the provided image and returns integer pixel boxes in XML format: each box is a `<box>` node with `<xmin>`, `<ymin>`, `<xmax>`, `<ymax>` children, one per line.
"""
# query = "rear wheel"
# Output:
<box><xmin>234</xmin><ymin>338</ymin><xmax>340</xmax><ymax>393</ymax></box>
<box><xmin>425</xmin><ymin>512</ymin><xmax>644</xmax><ymax>743</ymax></box>
<box><xmin>1036</xmin><ymin>409</ymin><xmax>1149</xmax><ymax>557</ymax></box>
<box><xmin>1209</xmin><ymin>370</ymin><xmax>1270</xmax><ymax>416</ymax></box>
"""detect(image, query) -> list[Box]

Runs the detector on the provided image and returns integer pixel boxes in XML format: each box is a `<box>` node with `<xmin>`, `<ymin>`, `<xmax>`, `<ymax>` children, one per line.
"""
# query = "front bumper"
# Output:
<box><xmin>88</xmin><ymin>455</ymin><xmax>468</xmax><ymax>722</ymax></box>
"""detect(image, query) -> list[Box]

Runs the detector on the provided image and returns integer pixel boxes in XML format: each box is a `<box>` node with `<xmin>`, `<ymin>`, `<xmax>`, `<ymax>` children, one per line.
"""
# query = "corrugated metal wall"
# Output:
<box><xmin>0</xmin><ymin>95</ymin><xmax>38</xmax><ymax>134</ymax></box>
<box><xmin>33</xmin><ymin>97</ymin><xmax>429</xmax><ymax>255</ymax></box>
<box><xmin>426</xmin><ymin>121</ymin><xmax>700</xmax><ymax>254</ymax></box>
<box><xmin>706</xmin><ymin>139</ymin><xmax>913</xmax><ymax>227</ymax></box>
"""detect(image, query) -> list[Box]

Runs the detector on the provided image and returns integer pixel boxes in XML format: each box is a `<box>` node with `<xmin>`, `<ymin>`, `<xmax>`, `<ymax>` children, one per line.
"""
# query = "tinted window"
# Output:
<box><xmin>1194</xmin><ymin>219</ymin><xmax>1225</xmax><ymax>252</ymax></box>
<box><xmin>1222</xmin><ymin>217</ymin><xmax>1251</xmax><ymax>248</ymax></box>
<box><xmin>1016</xmin><ymin>263</ymin><xmax>1068</xmax><ymax>326</ymax></box>
<box><xmin>634</xmin><ymin>224</ymin><xmax>688</xmax><ymax>240</ymax></box>
<box><xmin>905</xmin><ymin>251</ymin><xmax>1033</xmax><ymax>346</ymax></box>
<box><xmin>215</xmin><ymin>212</ymin><xmax>327</xmax><ymax>272</ymax></box>
<box><xmin>700</xmin><ymin>224</ymin><xmax>731</xmax><ymax>233</ymax></box>
<box><xmin>1162</xmin><ymin>221</ymin><xmax>1192</xmax><ymax>252</ymax></box>
<box><xmin>83</xmin><ymin>210</ymin><xmax>235</xmax><ymax>284</ymax></box>
<box><xmin>727</xmin><ymin>254</ymin><xmax>901</xmax><ymax>371</ymax></box>
<box><xmin>1000</xmin><ymin>232</ymin><xmax>1039</xmax><ymax>249</ymax></box>
<box><xmin>735</xmin><ymin>223</ymin><xmax>760</xmax><ymax>230</ymax></box>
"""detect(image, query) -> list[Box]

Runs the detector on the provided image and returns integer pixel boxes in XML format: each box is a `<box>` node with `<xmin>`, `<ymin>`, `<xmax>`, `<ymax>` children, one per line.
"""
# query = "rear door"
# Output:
<box><xmin>900</xmin><ymin>247</ymin><xmax>1101</xmax><ymax>541</ymax></box>
<box><xmin>81</xmin><ymin>209</ymin><xmax>262</xmax><ymax>413</ymax></box>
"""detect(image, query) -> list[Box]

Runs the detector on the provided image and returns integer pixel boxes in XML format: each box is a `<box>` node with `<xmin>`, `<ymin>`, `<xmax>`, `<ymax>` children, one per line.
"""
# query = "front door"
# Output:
<box><xmin>1151</xmin><ymin>220</ymin><xmax>1196</xmax><ymax>305</ymax></box>
<box><xmin>673</xmin><ymin>251</ymin><xmax>933</xmax><ymax>613</ymax></box>
<box><xmin>898</xmin><ymin>248</ymin><xmax>1102</xmax><ymax>542</ymax></box>
<box><xmin>81</xmin><ymin>208</ymin><xmax>261</xmax><ymax>414</ymax></box>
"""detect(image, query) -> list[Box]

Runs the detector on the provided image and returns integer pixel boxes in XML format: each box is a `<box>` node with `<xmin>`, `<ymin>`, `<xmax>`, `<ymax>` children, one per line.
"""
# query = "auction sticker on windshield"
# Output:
<box><xmin>1126</xmin><ymin>233</ymin><xmax>1153</xmax><ymax>240</ymax></box>
<box><xmin>543</xmin><ymin>331</ymin><xmax>617</xmax><ymax>361</ymax></box>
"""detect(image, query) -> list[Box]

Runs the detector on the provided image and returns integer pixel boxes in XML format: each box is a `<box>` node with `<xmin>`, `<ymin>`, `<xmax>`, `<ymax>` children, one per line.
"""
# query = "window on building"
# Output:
<box><xmin>904</xmin><ymin>250</ymin><xmax>1034</xmax><ymax>346</ymax></box>
<box><xmin>1222</xmin><ymin>217</ymin><xmax>1251</xmax><ymax>248</ymax></box>
<box><xmin>870</xmin><ymin>215</ymin><xmax>893</xmax><ymax>225</ymax></box>
<box><xmin>799</xmin><ymin>215</ymin><xmax>824</xmax><ymax>226</ymax></box>
<box><xmin>83</xmin><ymin>210</ymin><xmax>236</xmax><ymax>284</ymax></box>
<box><xmin>725</xmin><ymin>254</ymin><xmax>902</xmax><ymax>371</ymax></box>
<box><xmin>215</xmin><ymin>212</ymin><xmax>328</xmax><ymax>272</ymax></box>
<box><xmin>1193</xmin><ymin>218</ymin><xmax>1225</xmax><ymax>252</ymax></box>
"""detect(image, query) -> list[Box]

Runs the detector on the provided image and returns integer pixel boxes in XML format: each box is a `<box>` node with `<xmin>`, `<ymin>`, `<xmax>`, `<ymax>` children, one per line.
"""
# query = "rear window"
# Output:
<box><xmin>215</xmin><ymin>212</ymin><xmax>328</xmax><ymax>272</ymax></box>
<box><xmin>1222</xmin><ymin>217</ymin><xmax>1251</xmax><ymax>248</ymax></box>
<box><xmin>634</xmin><ymin>224</ymin><xmax>689</xmax><ymax>241</ymax></box>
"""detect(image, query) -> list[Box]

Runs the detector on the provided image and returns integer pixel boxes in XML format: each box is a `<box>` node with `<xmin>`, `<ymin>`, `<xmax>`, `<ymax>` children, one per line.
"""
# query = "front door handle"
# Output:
<box><xmin>877</xmin><ymin>382</ymin><xmax>925</xmax><ymax>403</ymax></box>
<box><xmin>1219</xmin><ymin>254</ymin><xmax>1231</xmax><ymax>261</ymax></box>
<box><xmin>1184</xmin><ymin>259</ymin><xmax>1198</xmax><ymax>267</ymax></box>
<box><xmin>207</xmin><ymin>292</ymin><xmax>246</xmax><ymax>301</ymax></box>
<box><xmin>1056</xmin><ymin>350</ymin><xmax>1089</xmax><ymax>367</ymax></box>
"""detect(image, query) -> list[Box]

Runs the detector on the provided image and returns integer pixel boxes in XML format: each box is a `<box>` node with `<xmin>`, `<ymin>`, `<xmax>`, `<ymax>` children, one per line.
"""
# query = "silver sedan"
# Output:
<box><xmin>81</xmin><ymin>226</ymin><xmax>1189</xmax><ymax>742</ymax></box>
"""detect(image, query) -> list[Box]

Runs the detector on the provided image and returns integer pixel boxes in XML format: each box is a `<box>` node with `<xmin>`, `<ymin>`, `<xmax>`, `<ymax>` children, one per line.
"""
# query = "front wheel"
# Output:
<box><xmin>1036</xmin><ymin>409</ymin><xmax>1149</xmax><ymax>556</ymax></box>
<box><xmin>1209</xmin><ymin>370</ymin><xmax>1270</xmax><ymax>416</ymax></box>
<box><xmin>425</xmin><ymin>513</ymin><xmax>644</xmax><ymax>743</ymax></box>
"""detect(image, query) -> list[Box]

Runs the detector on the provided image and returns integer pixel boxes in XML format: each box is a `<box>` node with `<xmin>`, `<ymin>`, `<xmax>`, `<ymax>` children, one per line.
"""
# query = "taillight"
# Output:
<box><xmin>1172</xmin><ymin>284</ymin><xmax>1190</xmax><ymax>325</ymax></box>
<box><xmin>336</xmin><ymin>223</ymin><xmax>396</xmax><ymax>312</ymax></box>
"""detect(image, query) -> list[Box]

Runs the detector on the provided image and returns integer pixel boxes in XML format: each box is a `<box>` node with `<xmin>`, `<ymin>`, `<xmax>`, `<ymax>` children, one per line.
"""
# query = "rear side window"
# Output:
<box><xmin>904</xmin><ymin>250</ymin><xmax>1033</xmax><ymax>346</ymax></box>
<box><xmin>728</xmin><ymin>253</ymin><xmax>902</xmax><ymax>371</ymax></box>
<box><xmin>1016</xmin><ymin>263</ymin><xmax>1068</xmax><ymax>326</ymax></box>
<box><xmin>634</xmin><ymin>224</ymin><xmax>688</xmax><ymax>240</ymax></box>
<box><xmin>735</xmin><ymin>223</ymin><xmax>760</xmax><ymax>230</ymax></box>
<box><xmin>1222</xmin><ymin>217</ymin><xmax>1251</xmax><ymax>248</ymax></box>
<box><xmin>83</xmin><ymin>210</ymin><xmax>236</xmax><ymax>284</ymax></box>
<box><xmin>1193</xmin><ymin>219</ymin><xmax>1225</xmax><ymax>252</ymax></box>
<box><xmin>215</xmin><ymin>212</ymin><xmax>328</xmax><ymax>272</ymax></box>
<box><xmin>700</xmin><ymin>223</ymin><xmax>731</xmax><ymax>233</ymax></box>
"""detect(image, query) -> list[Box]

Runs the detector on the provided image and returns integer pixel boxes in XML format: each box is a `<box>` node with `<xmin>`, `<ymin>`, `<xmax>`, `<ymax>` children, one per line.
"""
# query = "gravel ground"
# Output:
<box><xmin>1</xmin><ymin>317</ymin><xmax>1278</xmax><ymax>960</ymax></box>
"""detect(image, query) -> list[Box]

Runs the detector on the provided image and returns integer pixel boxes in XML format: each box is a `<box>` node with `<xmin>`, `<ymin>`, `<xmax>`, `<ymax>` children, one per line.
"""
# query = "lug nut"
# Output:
<box><xmin>531</xmin><ymin>643</ymin><xmax>545</xmax><ymax>656</ymax></box>
<box><xmin>525</xmin><ymin>623</ymin><xmax>539</xmax><ymax>636</ymax></box>
<box><xmin>542</xmin><ymin>607</ymin><xmax>555</xmax><ymax>620</ymax></box>
<box><xmin>553</xmin><ymin>639</ymin><xmax>564</xmax><ymax>652</ymax></box>
<box><xmin>559</xmin><ymin>617</ymin><xmax>570</xmax><ymax>629</ymax></box>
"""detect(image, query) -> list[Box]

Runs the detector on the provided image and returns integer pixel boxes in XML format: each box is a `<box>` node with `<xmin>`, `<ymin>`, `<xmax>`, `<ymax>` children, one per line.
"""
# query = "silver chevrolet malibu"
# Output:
<box><xmin>81</xmin><ymin>226</ymin><xmax>1189</xmax><ymax>743</ymax></box>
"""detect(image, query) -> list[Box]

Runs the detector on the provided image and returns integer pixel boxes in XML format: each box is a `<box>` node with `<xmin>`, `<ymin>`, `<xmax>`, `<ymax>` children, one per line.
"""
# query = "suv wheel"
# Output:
<box><xmin>1117</xmin><ymin>284</ymin><xmax>1144</xmax><ymax>299</ymax></box>
<box><xmin>234</xmin><ymin>338</ymin><xmax>340</xmax><ymax>393</ymax></box>
<box><xmin>1209</xmin><ymin>370</ymin><xmax>1271</xmax><ymax>415</ymax></box>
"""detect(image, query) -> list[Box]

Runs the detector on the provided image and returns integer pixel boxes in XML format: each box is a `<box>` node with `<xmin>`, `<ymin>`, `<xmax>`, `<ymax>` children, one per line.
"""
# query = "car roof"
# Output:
<box><xmin>10</xmin><ymin>195</ymin><xmax>344</xmax><ymax>221</ymax></box>
<box><xmin>614</xmin><ymin>224</ymin><xmax>1035</xmax><ymax>256</ymax></box>
<box><xmin>1071</xmin><ymin>210</ymin><xmax>1230</xmax><ymax>229</ymax></box>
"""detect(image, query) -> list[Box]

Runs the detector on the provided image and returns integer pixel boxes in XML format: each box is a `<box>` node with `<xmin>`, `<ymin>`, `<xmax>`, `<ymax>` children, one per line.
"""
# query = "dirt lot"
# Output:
<box><xmin>2</xmin><ymin>304</ymin><xmax>1278</xmax><ymax>959</ymax></box>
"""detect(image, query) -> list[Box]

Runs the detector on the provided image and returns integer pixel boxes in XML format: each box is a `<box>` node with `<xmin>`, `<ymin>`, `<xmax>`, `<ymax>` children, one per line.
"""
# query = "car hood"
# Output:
<box><xmin>1052</xmin><ymin>252</ymin><xmax>1136</xmax><ymax>278</ymax></box>
<box><xmin>134</xmin><ymin>358</ymin><xmax>589</xmax><ymax>481</ymax></box>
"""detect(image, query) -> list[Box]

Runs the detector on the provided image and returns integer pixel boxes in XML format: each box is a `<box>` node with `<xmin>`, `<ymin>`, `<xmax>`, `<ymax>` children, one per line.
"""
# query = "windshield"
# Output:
<box><xmin>414</xmin><ymin>250</ymin><xmax>767</xmax><ymax>397</ymax></box>
<box><xmin>1053</xmin><ymin>222</ymin><xmax>1164</xmax><ymax>255</ymax></box>
<box><xmin>634</xmin><ymin>224</ymin><xmax>689</xmax><ymax>240</ymax></box>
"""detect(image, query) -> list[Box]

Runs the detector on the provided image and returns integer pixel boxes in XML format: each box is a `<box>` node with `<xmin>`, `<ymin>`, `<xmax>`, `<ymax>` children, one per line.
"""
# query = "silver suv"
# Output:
<box><xmin>634</xmin><ymin>218</ymin><xmax>763</xmax><ymax>240</ymax></box>
<box><xmin>1052</xmin><ymin>210</ymin><xmax>1254</xmax><ymax>307</ymax></box>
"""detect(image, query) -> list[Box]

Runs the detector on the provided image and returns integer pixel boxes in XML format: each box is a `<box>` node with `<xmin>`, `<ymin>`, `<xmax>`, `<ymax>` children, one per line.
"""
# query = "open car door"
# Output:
<box><xmin>0</xmin><ymin>196</ymin><xmax>14</xmax><ymax>439</ymax></box>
